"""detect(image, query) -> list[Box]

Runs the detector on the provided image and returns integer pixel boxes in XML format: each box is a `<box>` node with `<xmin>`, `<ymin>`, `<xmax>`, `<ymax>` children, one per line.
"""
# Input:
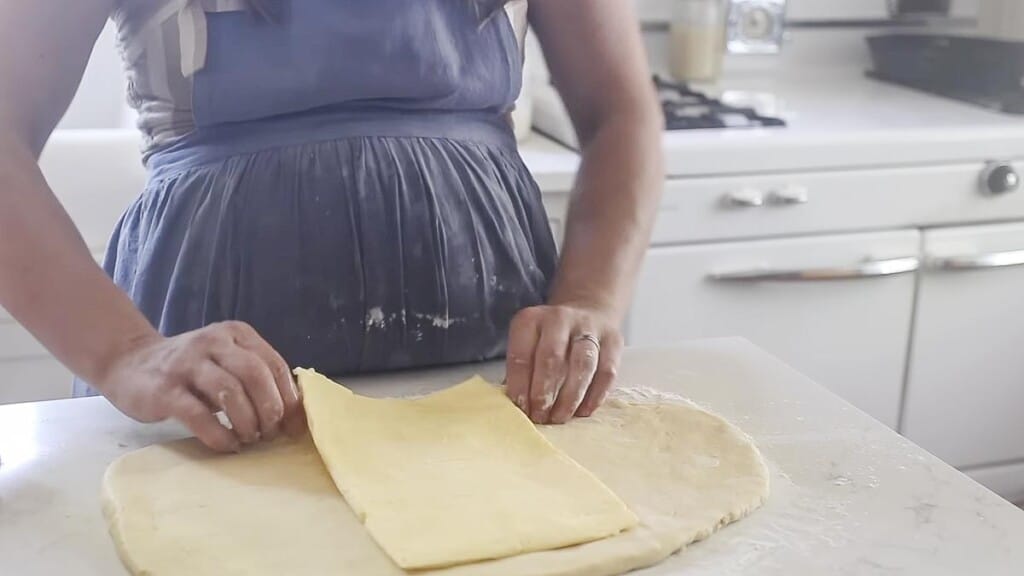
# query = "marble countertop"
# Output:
<box><xmin>2</xmin><ymin>338</ymin><xmax>1023</xmax><ymax>575</ymax></box>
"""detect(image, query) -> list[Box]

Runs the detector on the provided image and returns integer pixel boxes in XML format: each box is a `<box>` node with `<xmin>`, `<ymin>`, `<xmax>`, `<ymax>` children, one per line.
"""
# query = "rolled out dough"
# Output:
<box><xmin>103</xmin><ymin>385</ymin><xmax>769</xmax><ymax>576</ymax></box>
<box><xmin>295</xmin><ymin>369</ymin><xmax>638</xmax><ymax>569</ymax></box>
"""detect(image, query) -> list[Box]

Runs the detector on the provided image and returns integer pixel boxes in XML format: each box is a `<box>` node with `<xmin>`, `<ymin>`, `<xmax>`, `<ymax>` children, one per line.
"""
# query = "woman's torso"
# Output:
<box><xmin>111</xmin><ymin>0</ymin><xmax>529</xmax><ymax>157</ymax></box>
<box><xmin>91</xmin><ymin>0</ymin><xmax>557</xmax><ymax>385</ymax></box>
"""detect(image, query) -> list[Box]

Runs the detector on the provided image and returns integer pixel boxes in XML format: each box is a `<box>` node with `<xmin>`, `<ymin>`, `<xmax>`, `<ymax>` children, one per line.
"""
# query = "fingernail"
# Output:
<box><xmin>516</xmin><ymin>395</ymin><xmax>527</xmax><ymax>412</ymax></box>
<box><xmin>216</xmin><ymin>390</ymin><xmax>230</xmax><ymax>411</ymax></box>
<box><xmin>265</xmin><ymin>402</ymin><xmax>284</xmax><ymax>420</ymax></box>
<box><xmin>541</xmin><ymin>390</ymin><xmax>556</xmax><ymax>412</ymax></box>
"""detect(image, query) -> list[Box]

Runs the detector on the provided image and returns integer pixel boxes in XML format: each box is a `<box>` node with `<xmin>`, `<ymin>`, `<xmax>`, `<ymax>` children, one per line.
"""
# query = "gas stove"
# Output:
<box><xmin>654</xmin><ymin>75</ymin><xmax>786</xmax><ymax>131</ymax></box>
<box><xmin>531</xmin><ymin>75</ymin><xmax>786</xmax><ymax>149</ymax></box>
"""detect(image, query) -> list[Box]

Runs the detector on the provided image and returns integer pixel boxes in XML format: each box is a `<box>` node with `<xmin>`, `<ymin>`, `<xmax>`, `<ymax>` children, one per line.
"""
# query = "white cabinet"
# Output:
<box><xmin>0</xmin><ymin>251</ymin><xmax>106</xmax><ymax>404</ymax></box>
<box><xmin>966</xmin><ymin>462</ymin><xmax>1024</xmax><ymax>506</ymax></box>
<box><xmin>0</xmin><ymin>358</ymin><xmax>74</xmax><ymax>404</ymax></box>
<box><xmin>902</xmin><ymin>222</ymin><xmax>1024</xmax><ymax>469</ymax></box>
<box><xmin>0</xmin><ymin>131</ymin><xmax>143</xmax><ymax>405</ymax></box>
<box><xmin>627</xmin><ymin>230</ymin><xmax>920</xmax><ymax>429</ymax></box>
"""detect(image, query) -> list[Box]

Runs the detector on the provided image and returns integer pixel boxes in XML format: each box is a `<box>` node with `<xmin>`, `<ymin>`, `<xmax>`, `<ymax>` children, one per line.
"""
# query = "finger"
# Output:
<box><xmin>505</xmin><ymin>309</ymin><xmax>541</xmax><ymax>415</ymax></box>
<box><xmin>191</xmin><ymin>362</ymin><xmax>261</xmax><ymax>444</ymax></box>
<box><xmin>213</xmin><ymin>346</ymin><xmax>284</xmax><ymax>441</ymax></box>
<box><xmin>171</xmin><ymin>388</ymin><xmax>241</xmax><ymax>453</ymax></box>
<box><xmin>529</xmin><ymin>314</ymin><xmax>571</xmax><ymax>424</ymax></box>
<box><xmin>228</xmin><ymin>322</ymin><xmax>305</xmax><ymax>438</ymax></box>
<box><xmin>577</xmin><ymin>332</ymin><xmax>623</xmax><ymax>417</ymax></box>
<box><xmin>550</xmin><ymin>334</ymin><xmax>600</xmax><ymax>424</ymax></box>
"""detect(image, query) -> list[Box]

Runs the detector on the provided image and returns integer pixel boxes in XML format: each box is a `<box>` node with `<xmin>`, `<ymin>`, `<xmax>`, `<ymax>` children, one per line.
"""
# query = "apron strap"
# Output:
<box><xmin>178</xmin><ymin>0</ymin><xmax>248</xmax><ymax>77</ymax></box>
<box><xmin>504</xmin><ymin>0</ymin><xmax>529</xmax><ymax>56</ymax></box>
<box><xmin>121</xmin><ymin>0</ymin><xmax>248</xmax><ymax>77</ymax></box>
<box><xmin>178</xmin><ymin>1</ymin><xmax>208</xmax><ymax>77</ymax></box>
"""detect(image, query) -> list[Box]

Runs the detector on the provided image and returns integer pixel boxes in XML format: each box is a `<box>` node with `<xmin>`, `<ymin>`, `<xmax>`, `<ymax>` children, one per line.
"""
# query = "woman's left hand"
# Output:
<box><xmin>504</xmin><ymin>304</ymin><xmax>623</xmax><ymax>425</ymax></box>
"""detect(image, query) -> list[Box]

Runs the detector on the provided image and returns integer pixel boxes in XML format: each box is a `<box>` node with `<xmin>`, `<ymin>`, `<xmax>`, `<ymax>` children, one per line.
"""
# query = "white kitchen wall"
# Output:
<box><xmin>58</xmin><ymin>22</ymin><xmax>132</xmax><ymax>131</ymax></box>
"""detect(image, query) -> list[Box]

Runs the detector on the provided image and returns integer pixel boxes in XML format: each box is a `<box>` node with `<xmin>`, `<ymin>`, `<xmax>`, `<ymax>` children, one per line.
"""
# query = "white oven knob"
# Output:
<box><xmin>981</xmin><ymin>162</ymin><xmax>1020</xmax><ymax>196</ymax></box>
<box><xmin>722</xmin><ymin>188</ymin><xmax>764</xmax><ymax>208</ymax></box>
<box><xmin>767</xmin><ymin>186</ymin><xmax>809</xmax><ymax>205</ymax></box>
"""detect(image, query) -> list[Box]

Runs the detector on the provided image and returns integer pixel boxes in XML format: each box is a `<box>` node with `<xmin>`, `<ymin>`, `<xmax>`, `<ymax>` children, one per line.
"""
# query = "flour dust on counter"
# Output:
<box><xmin>101</xmin><ymin>376</ymin><xmax>769</xmax><ymax>576</ymax></box>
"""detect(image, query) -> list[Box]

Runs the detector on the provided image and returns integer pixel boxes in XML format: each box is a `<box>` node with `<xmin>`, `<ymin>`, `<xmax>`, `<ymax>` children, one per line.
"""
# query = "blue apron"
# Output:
<box><xmin>78</xmin><ymin>1</ymin><xmax>556</xmax><ymax>395</ymax></box>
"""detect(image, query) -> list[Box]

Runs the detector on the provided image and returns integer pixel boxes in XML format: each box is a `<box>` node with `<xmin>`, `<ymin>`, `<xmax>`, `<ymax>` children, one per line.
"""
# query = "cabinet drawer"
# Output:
<box><xmin>544</xmin><ymin>193</ymin><xmax>569</xmax><ymax>249</ymax></box>
<box><xmin>652</xmin><ymin>162</ymin><xmax>1024</xmax><ymax>245</ymax></box>
<box><xmin>903</xmin><ymin>222</ymin><xmax>1024</xmax><ymax>468</ymax></box>
<box><xmin>0</xmin><ymin>321</ymin><xmax>74</xmax><ymax>404</ymax></box>
<box><xmin>0</xmin><ymin>356</ymin><xmax>73</xmax><ymax>404</ymax></box>
<box><xmin>965</xmin><ymin>462</ymin><xmax>1024</xmax><ymax>506</ymax></box>
<box><xmin>628</xmin><ymin>229</ymin><xmax>920</xmax><ymax>428</ymax></box>
<box><xmin>0</xmin><ymin>322</ymin><xmax>50</xmax><ymax>360</ymax></box>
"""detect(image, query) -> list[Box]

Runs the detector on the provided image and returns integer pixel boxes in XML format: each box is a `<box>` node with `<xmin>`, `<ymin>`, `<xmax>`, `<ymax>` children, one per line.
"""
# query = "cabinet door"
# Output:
<box><xmin>628</xmin><ymin>230</ymin><xmax>920</xmax><ymax>429</ymax></box>
<box><xmin>0</xmin><ymin>251</ymin><xmax>104</xmax><ymax>404</ymax></box>
<box><xmin>966</xmin><ymin>462</ymin><xmax>1024</xmax><ymax>505</ymax></box>
<box><xmin>903</xmin><ymin>222</ymin><xmax>1024</xmax><ymax>468</ymax></box>
<box><xmin>0</xmin><ymin>358</ymin><xmax>73</xmax><ymax>404</ymax></box>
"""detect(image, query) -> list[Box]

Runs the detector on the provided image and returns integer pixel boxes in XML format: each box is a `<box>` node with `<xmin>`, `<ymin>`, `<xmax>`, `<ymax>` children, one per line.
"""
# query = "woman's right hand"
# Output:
<box><xmin>96</xmin><ymin>321</ymin><xmax>305</xmax><ymax>453</ymax></box>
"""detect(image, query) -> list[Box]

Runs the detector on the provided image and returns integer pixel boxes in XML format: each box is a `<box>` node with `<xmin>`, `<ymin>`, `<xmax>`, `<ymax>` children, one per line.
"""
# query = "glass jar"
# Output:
<box><xmin>669</xmin><ymin>0</ymin><xmax>726</xmax><ymax>83</ymax></box>
<box><xmin>978</xmin><ymin>0</ymin><xmax>1024</xmax><ymax>41</ymax></box>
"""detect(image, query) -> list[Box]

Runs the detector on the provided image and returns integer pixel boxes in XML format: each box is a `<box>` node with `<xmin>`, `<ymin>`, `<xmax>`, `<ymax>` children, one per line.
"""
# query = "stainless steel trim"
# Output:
<box><xmin>708</xmin><ymin>256</ymin><xmax>920</xmax><ymax>282</ymax></box>
<box><xmin>927</xmin><ymin>249</ymin><xmax>1024</xmax><ymax>271</ymax></box>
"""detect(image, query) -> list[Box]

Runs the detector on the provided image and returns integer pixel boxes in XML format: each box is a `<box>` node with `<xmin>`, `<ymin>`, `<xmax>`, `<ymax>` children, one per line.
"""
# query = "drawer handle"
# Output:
<box><xmin>708</xmin><ymin>256</ymin><xmax>920</xmax><ymax>282</ymax></box>
<box><xmin>927</xmin><ymin>249</ymin><xmax>1024</xmax><ymax>271</ymax></box>
<box><xmin>767</xmin><ymin>186</ymin><xmax>809</xmax><ymax>206</ymax></box>
<box><xmin>722</xmin><ymin>189</ymin><xmax>765</xmax><ymax>208</ymax></box>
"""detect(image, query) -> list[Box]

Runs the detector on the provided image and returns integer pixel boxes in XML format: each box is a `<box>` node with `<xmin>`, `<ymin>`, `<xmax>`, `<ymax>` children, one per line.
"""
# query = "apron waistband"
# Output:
<box><xmin>146</xmin><ymin>108</ymin><xmax>518</xmax><ymax>180</ymax></box>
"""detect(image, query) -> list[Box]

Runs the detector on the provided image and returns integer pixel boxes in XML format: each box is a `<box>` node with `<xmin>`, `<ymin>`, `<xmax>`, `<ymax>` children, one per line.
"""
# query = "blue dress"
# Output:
<box><xmin>81</xmin><ymin>1</ymin><xmax>556</xmax><ymax>393</ymax></box>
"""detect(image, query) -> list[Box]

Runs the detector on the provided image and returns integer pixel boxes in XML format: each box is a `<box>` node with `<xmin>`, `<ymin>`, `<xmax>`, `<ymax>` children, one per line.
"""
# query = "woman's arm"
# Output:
<box><xmin>0</xmin><ymin>0</ymin><xmax>148</xmax><ymax>389</ymax></box>
<box><xmin>0</xmin><ymin>1</ymin><xmax>302</xmax><ymax>450</ymax></box>
<box><xmin>505</xmin><ymin>0</ymin><xmax>664</xmax><ymax>424</ymax></box>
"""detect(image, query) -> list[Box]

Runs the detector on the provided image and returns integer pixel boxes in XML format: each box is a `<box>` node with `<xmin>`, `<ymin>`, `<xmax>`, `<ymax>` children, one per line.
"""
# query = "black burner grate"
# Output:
<box><xmin>654</xmin><ymin>75</ymin><xmax>787</xmax><ymax>130</ymax></box>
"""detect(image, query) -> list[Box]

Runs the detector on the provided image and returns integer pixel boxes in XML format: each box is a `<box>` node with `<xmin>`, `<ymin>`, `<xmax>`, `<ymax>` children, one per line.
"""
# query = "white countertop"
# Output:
<box><xmin>2</xmin><ymin>338</ymin><xmax>1023</xmax><ymax>575</ymax></box>
<box><xmin>661</xmin><ymin>69</ymin><xmax>1024</xmax><ymax>177</ymax></box>
<box><xmin>516</xmin><ymin>132</ymin><xmax>579</xmax><ymax>192</ymax></box>
<box><xmin>534</xmin><ymin>66</ymin><xmax>1024</xmax><ymax>178</ymax></box>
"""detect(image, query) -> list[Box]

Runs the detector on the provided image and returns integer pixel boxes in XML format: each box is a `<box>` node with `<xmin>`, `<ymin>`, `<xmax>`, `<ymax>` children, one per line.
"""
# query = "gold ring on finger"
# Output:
<box><xmin>572</xmin><ymin>332</ymin><xmax>601</xmax><ymax>352</ymax></box>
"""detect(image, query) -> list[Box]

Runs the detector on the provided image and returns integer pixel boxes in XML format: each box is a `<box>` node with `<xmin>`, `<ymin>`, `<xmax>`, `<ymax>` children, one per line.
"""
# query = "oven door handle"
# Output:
<box><xmin>927</xmin><ymin>249</ymin><xmax>1024</xmax><ymax>272</ymax></box>
<box><xmin>708</xmin><ymin>256</ymin><xmax>920</xmax><ymax>282</ymax></box>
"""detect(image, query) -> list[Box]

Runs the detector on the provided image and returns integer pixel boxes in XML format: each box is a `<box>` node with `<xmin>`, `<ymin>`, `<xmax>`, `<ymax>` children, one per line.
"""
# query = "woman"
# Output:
<box><xmin>0</xmin><ymin>0</ymin><xmax>662</xmax><ymax>452</ymax></box>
